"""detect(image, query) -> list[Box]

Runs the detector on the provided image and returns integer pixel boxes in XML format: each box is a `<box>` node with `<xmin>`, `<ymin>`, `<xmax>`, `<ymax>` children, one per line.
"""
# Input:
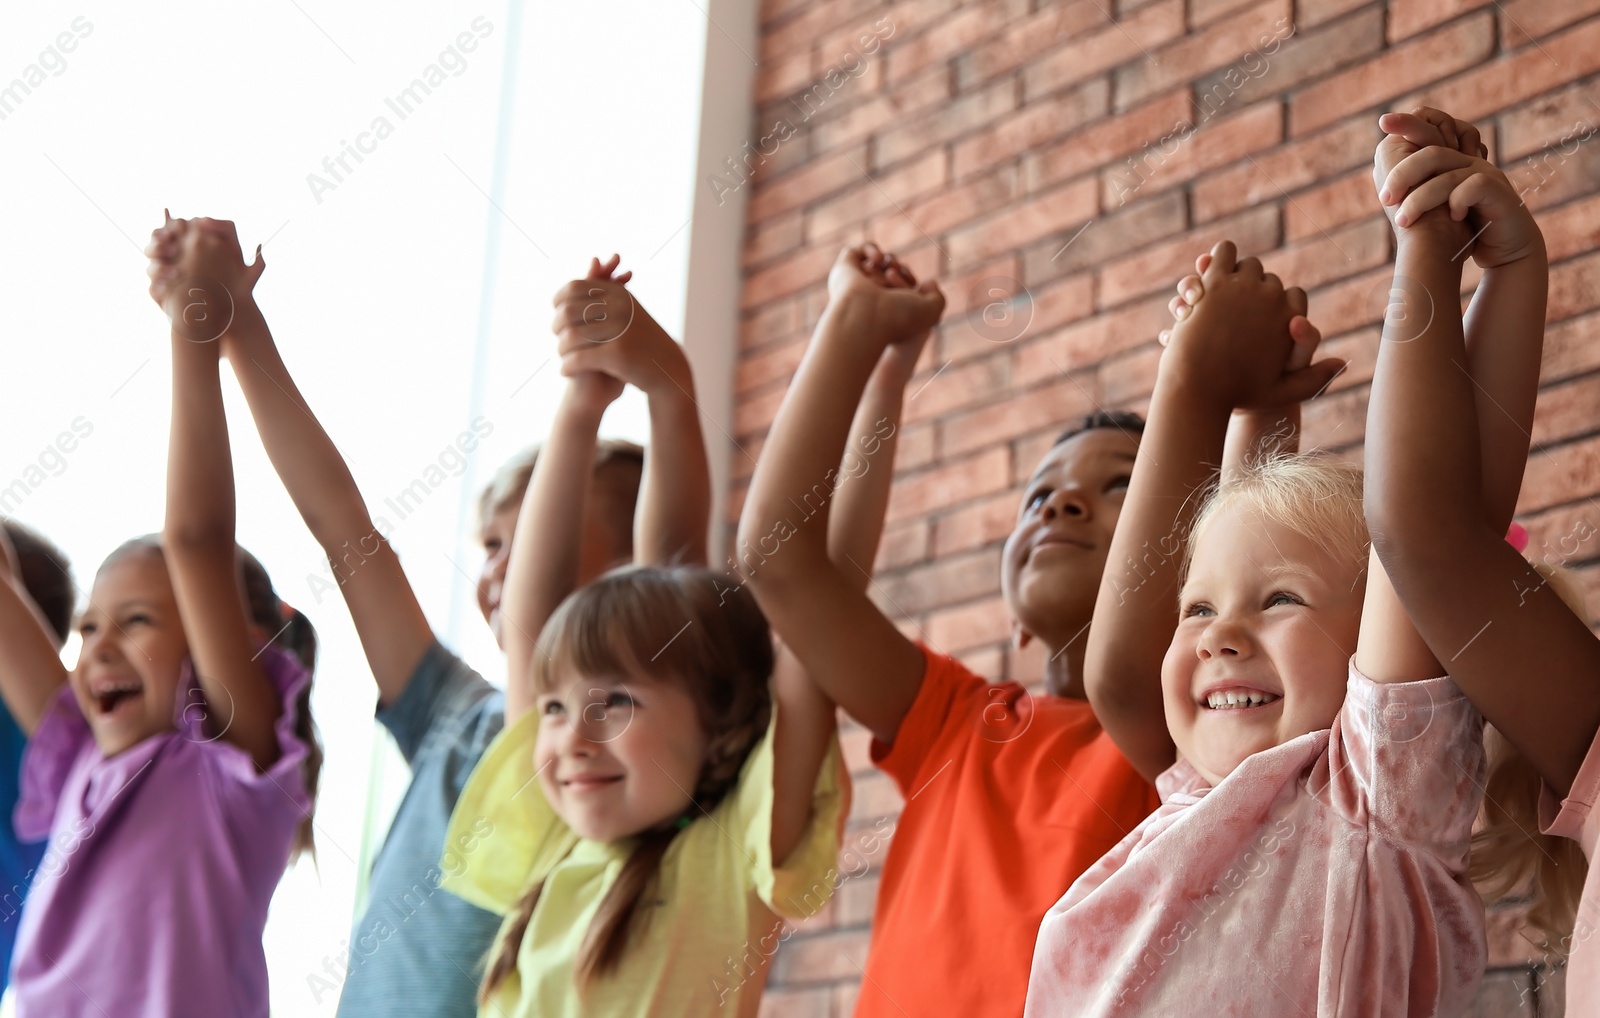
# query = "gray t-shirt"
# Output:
<box><xmin>334</xmin><ymin>641</ymin><xmax>505</xmax><ymax>1018</ymax></box>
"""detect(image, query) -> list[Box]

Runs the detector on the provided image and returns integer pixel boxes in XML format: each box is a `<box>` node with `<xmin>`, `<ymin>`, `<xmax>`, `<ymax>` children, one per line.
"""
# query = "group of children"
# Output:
<box><xmin>0</xmin><ymin>103</ymin><xmax>1594</xmax><ymax>1016</ymax></box>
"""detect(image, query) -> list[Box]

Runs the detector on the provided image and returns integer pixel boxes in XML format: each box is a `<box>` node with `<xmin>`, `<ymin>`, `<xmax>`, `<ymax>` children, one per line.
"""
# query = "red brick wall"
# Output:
<box><xmin>730</xmin><ymin>2</ymin><xmax>1600</xmax><ymax>1015</ymax></box>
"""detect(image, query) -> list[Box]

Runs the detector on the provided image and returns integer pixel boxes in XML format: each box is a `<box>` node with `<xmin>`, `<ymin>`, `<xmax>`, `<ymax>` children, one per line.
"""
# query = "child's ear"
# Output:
<box><xmin>1012</xmin><ymin>621</ymin><xmax>1033</xmax><ymax>650</ymax></box>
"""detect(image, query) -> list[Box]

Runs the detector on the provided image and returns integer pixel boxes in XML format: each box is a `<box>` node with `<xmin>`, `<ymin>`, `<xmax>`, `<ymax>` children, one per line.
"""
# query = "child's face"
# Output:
<box><xmin>533</xmin><ymin>671</ymin><xmax>708</xmax><ymax>842</ymax></box>
<box><xmin>1162</xmin><ymin>504</ymin><xmax>1364</xmax><ymax>785</ymax></box>
<box><xmin>1002</xmin><ymin>428</ymin><xmax>1138</xmax><ymax>648</ymax></box>
<box><xmin>70</xmin><ymin>550</ymin><xmax>189</xmax><ymax>757</ymax></box>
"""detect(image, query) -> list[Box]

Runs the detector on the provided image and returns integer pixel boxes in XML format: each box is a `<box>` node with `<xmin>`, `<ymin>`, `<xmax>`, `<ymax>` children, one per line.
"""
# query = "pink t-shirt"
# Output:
<box><xmin>1026</xmin><ymin>663</ymin><xmax>1487</xmax><ymax>1017</ymax></box>
<box><xmin>1540</xmin><ymin>726</ymin><xmax>1600</xmax><ymax>1012</ymax></box>
<box><xmin>9</xmin><ymin>647</ymin><xmax>310</xmax><ymax>1017</ymax></box>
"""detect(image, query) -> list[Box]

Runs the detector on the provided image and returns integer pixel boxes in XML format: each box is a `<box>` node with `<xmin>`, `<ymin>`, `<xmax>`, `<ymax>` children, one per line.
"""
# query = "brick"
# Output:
<box><xmin>1192</xmin><ymin>6</ymin><xmax>1385</xmax><ymax>109</ymax></box>
<box><xmin>1099</xmin><ymin>202</ymin><xmax>1281</xmax><ymax>308</ymax></box>
<box><xmin>760</xmin><ymin>0</ymin><xmax>811</xmax><ymax>28</ymax></box>
<box><xmin>1011</xmin><ymin>294</ymin><xmax>1176</xmax><ymax>384</ymax></box>
<box><xmin>1289</xmin><ymin>13</ymin><xmax>1495</xmax><ymax>137</ymax></box>
<box><xmin>876</xmin><ymin>518</ymin><xmax>931</xmax><ymax>571</ymax></box>
<box><xmin>1023</xmin><ymin>0</ymin><xmax>1187</xmax><ymax>102</ymax></box>
<box><xmin>872</xmin><ymin>547</ymin><xmax>1001</xmax><ymax>616</ymax></box>
<box><xmin>745</xmin><ymin>211</ymin><xmax>806</xmax><ymax>269</ymax></box>
<box><xmin>941</xmin><ymin>273</ymin><xmax>1097</xmax><ymax>366</ymax></box>
<box><xmin>1401</xmin><ymin>17</ymin><xmax>1600</xmax><ymax>124</ymax></box>
<box><xmin>1300</xmin><ymin>384</ymin><xmax>1367</xmax><ymax>451</ymax></box>
<box><xmin>1113</xmin><ymin>0</ymin><xmax>1292</xmax><ymax>111</ymax></box>
<box><xmin>1311</xmin><ymin>325</ymin><xmax>1380</xmax><ymax>392</ymax></box>
<box><xmin>924</xmin><ymin>594</ymin><xmax>1011</xmax><ymax>653</ymax></box>
<box><xmin>1193</xmin><ymin>113</ymin><xmax>1377</xmax><ymax>223</ymax></box>
<box><xmin>1533</xmin><ymin>374</ymin><xmax>1600</xmax><ymax>448</ymax></box>
<box><xmin>1521</xmin><ymin>502</ymin><xmax>1600</xmax><ymax>570</ymax></box>
<box><xmin>813</xmin><ymin>0</ymin><xmax>958</xmax><ymax>64</ymax></box>
<box><xmin>902</xmin><ymin>351</ymin><xmax>1011</xmax><ymax>423</ymax></box>
<box><xmin>1499</xmin><ymin>0</ymin><xmax>1600</xmax><ymax>48</ymax></box>
<box><xmin>741</xmin><ymin>298</ymin><xmax>803</xmax><ymax>353</ymax></box>
<box><xmin>952</xmin><ymin>78</ymin><xmax>1111</xmax><ymax>181</ymax></box>
<box><xmin>834</xmin><ymin>870</ymin><xmax>880</xmax><ymax>926</ymax></box>
<box><xmin>810</xmin><ymin>64</ymin><xmax>951</xmax><ymax>155</ymax></box>
<box><xmin>761</xmin><ymin>0</ymin><xmax>884</xmax><ymax>64</ymax></box>
<box><xmin>947</xmin><ymin>177</ymin><xmax>1099</xmax><ymax>269</ymax></box>
<box><xmin>749</xmin><ymin>144</ymin><xmax>872</xmax><ymax>223</ymax></box>
<box><xmin>1306</xmin><ymin>264</ymin><xmax>1400</xmax><ymax>339</ymax></box>
<box><xmin>733</xmin><ymin>378</ymin><xmax>789</xmax><ymax>436</ymax></box>
<box><xmin>849</xmin><ymin>771</ymin><xmax>905</xmax><ymax>820</ymax></box>
<box><xmin>737</xmin><ymin>336</ymin><xmax>807</xmax><ymax>395</ymax></box>
<box><xmin>1263</xmin><ymin>216</ymin><xmax>1391</xmax><ymax>293</ymax></box>
<box><xmin>874</xmin><ymin>79</ymin><xmax>1018</xmax><ymax>170</ymax></box>
<box><xmin>884</xmin><ymin>0</ymin><xmax>1031</xmax><ymax>85</ymax></box>
<box><xmin>886</xmin><ymin>446</ymin><xmax>1011</xmax><ymax>523</ymax></box>
<box><xmin>1549</xmin><ymin>249</ymin><xmax>1600</xmax><ymax>323</ymax></box>
<box><xmin>1523</xmin><ymin>434</ymin><xmax>1600</xmax><ymax>514</ymax></box>
<box><xmin>941</xmin><ymin>252</ymin><xmax>1024</xmax><ymax>319</ymax></box>
<box><xmin>1517</xmin><ymin>136</ymin><xmax>1600</xmax><ymax>215</ymax></box>
<box><xmin>757</xmin><ymin>49</ymin><xmax>820</xmax><ymax>105</ymax></box>
<box><xmin>769</xmin><ymin>927</ymin><xmax>872</xmax><ymax>983</ymax></box>
<box><xmin>757</xmin><ymin>986</ymin><xmax>832</xmax><ymax>1018</ymax></box>
<box><xmin>874</xmin><ymin>166</ymin><xmax>1022</xmax><ymax>252</ymax></box>
<box><xmin>1024</xmin><ymin>190</ymin><xmax>1188</xmax><ymax>288</ymax></box>
<box><xmin>1099</xmin><ymin>343</ymin><xmax>1161</xmax><ymax>404</ymax></box>
<box><xmin>1388</xmin><ymin>0</ymin><xmax>1494</xmax><ymax>42</ymax></box>
<box><xmin>955</xmin><ymin>0</ymin><xmax>1116</xmax><ymax>90</ymax></box>
<box><xmin>1498</xmin><ymin>81</ymin><xmax>1600</xmax><ymax>162</ymax></box>
<box><xmin>807</xmin><ymin>149</ymin><xmax>947</xmax><ymax>241</ymax></box>
<box><xmin>1286</xmin><ymin>167</ymin><xmax>1378</xmax><ymax>242</ymax></box>
<box><xmin>1025</xmin><ymin>89</ymin><xmax>1194</xmax><ymax>191</ymax></box>
<box><xmin>1542</xmin><ymin>191</ymin><xmax>1600</xmax><ymax>264</ymax></box>
<box><xmin>933</xmin><ymin>489</ymin><xmax>1022</xmax><ymax>556</ymax></box>
<box><xmin>1541</xmin><ymin>310</ymin><xmax>1600</xmax><ymax>385</ymax></box>
<box><xmin>742</xmin><ymin>243</ymin><xmax>847</xmax><ymax>312</ymax></box>
<box><xmin>938</xmin><ymin>372</ymin><xmax>1100</xmax><ymax>458</ymax></box>
<box><xmin>1191</xmin><ymin>0</ymin><xmax>1257</xmax><ymax>28</ymax></box>
<box><xmin>1298</xmin><ymin>0</ymin><xmax>1378</xmax><ymax>30</ymax></box>
<box><xmin>1100</xmin><ymin>100</ymin><xmax>1285</xmax><ymax>210</ymax></box>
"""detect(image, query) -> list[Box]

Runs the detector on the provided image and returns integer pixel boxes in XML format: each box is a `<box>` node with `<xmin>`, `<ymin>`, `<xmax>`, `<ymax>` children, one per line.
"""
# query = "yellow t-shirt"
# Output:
<box><xmin>438</xmin><ymin>707</ymin><xmax>849</xmax><ymax>1017</ymax></box>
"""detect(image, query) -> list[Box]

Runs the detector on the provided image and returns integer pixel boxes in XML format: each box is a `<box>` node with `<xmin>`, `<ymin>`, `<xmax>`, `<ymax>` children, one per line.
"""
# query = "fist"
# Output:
<box><xmin>551</xmin><ymin>255</ymin><xmax>681</xmax><ymax>402</ymax></box>
<box><xmin>827</xmin><ymin>243</ymin><xmax>946</xmax><ymax>349</ymax></box>
<box><xmin>147</xmin><ymin>213</ymin><xmax>264</xmax><ymax>342</ymax></box>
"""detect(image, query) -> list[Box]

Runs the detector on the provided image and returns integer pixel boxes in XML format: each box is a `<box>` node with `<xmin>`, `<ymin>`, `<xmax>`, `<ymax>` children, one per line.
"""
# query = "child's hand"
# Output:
<box><xmin>826</xmin><ymin>243</ymin><xmax>946</xmax><ymax>350</ymax></box>
<box><xmin>1373</xmin><ymin>107</ymin><xmax>1476</xmax><ymax>252</ymax></box>
<box><xmin>149</xmin><ymin>214</ymin><xmax>265</xmax><ymax>342</ymax></box>
<box><xmin>552</xmin><ymin>255</ymin><xmax>681</xmax><ymax>406</ymax></box>
<box><xmin>1377</xmin><ymin>109</ymin><xmax>1542</xmax><ymax>268</ymax></box>
<box><xmin>145</xmin><ymin>209</ymin><xmax>189</xmax><ymax>311</ymax></box>
<box><xmin>862</xmin><ymin>250</ymin><xmax>934</xmax><ymax>391</ymax></box>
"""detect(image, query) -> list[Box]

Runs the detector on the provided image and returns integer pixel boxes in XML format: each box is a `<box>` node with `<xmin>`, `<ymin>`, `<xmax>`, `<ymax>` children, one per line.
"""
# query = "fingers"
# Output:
<box><xmin>1268</xmin><ymin>358</ymin><xmax>1348</xmax><ymax>406</ymax></box>
<box><xmin>1395</xmin><ymin>167</ymin><xmax>1477</xmax><ymax>226</ymax></box>
<box><xmin>613</xmin><ymin>269</ymin><xmax>633</xmax><ymax>285</ymax></box>
<box><xmin>1284</xmin><ymin>286</ymin><xmax>1308</xmax><ymax>320</ymax></box>
<box><xmin>1205</xmin><ymin>240</ymin><xmax>1238</xmax><ymax>279</ymax></box>
<box><xmin>1288</xmin><ymin>315</ymin><xmax>1323</xmax><ymax>350</ymax></box>
<box><xmin>1379</xmin><ymin>111</ymin><xmax>1449</xmax><ymax>151</ymax></box>
<box><xmin>1176</xmin><ymin>273</ymin><xmax>1204</xmax><ymax>307</ymax></box>
<box><xmin>1380</xmin><ymin>145</ymin><xmax>1474</xmax><ymax>205</ymax></box>
<box><xmin>1236</xmin><ymin>256</ymin><xmax>1264</xmax><ymax>281</ymax></box>
<box><xmin>1169</xmin><ymin>294</ymin><xmax>1192</xmax><ymax>322</ymax></box>
<box><xmin>1448</xmin><ymin>171</ymin><xmax>1515</xmax><ymax>223</ymax></box>
<box><xmin>1194</xmin><ymin>252</ymin><xmax>1213</xmax><ymax>276</ymax></box>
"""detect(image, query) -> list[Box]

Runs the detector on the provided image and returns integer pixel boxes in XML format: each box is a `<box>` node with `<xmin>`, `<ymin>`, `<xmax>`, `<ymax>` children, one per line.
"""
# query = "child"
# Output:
<box><xmin>1361</xmin><ymin>108</ymin><xmax>1600</xmax><ymax>1005</ymax></box>
<box><xmin>146</xmin><ymin>215</ymin><xmax>707</xmax><ymax>1016</ymax></box>
<box><xmin>737</xmin><ymin>244</ymin><xmax>1165</xmax><ymax>1017</ymax></box>
<box><xmin>1026</xmin><ymin>240</ymin><xmax>1486</xmax><ymax>1015</ymax></box>
<box><xmin>437</xmin><ymin>266</ymin><xmax>878</xmax><ymax>1012</ymax></box>
<box><xmin>0</xmin><ymin>216</ymin><xmax>320</xmax><ymax>1015</ymax></box>
<box><xmin>0</xmin><ymin>521</ymin><xmax>72</xmax><ymax>990</ymax></box>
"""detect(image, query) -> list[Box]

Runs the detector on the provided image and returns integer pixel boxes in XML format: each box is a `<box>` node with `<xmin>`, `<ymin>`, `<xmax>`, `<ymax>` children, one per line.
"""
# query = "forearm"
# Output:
<box><xmin>739</xmin><ymin>296</ymin><xmax>882</xmax><ymax>583</ymax></box>
<box><xmin>1086</xmin><ymin>364</ymin><xmax>1231</xmax><ymax>779</ymax></box>
<box><xmin>502</xmin><ymin>387</ymin><xmax>603</xmax><ymax>722</ymax></box>
<box><xmin>0</xmin><ymin>576</ymin><xmax>68</xmax><ymax>734</ymax></box>
<box><xmin>166</xmin><ymin>339</ymin><xmax>237</xmax><ymax>551</ymax></box>
<box><xmin>1222</xmin><ymin>405</ymin><xmax>1299</xmax><ymax>484</ymax></box>
<box><xmin>638</xmin><ymin>366</ymin><xmax>710</xmax><ymax>566</ymax></box>
<box><xmin>1462</xmin><ymin>249</ymin><xmax>1547</xmax><ymax>530</ymax></box>
<box><xmin>826</xmin><ymin>363</ymin><xmax>904</xmax><ymax>588</ymax></box>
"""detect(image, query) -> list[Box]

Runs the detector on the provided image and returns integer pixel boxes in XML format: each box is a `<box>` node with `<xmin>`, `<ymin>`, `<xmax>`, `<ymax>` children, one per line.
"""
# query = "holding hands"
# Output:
<box><xmin>1375</xmin><ymin>106</ymin><xmax>1543</xmax><ymax>267</ymax></box>
<box><xmin>551</xmin><ymin>254</ymin><xmax>686</xmax><ymax>413</ymax></box>
<box><xmin>146</xmin><ymin>212</ymin><xmax>265</xmax><ymax>344</ymax></box>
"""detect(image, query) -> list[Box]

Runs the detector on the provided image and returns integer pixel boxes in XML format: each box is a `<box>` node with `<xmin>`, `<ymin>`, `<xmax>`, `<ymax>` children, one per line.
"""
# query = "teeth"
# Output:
<box><xmin>1205</xmin><ymin>689</ymin><xmax>1278</xmax><ymax>710</ymax></box>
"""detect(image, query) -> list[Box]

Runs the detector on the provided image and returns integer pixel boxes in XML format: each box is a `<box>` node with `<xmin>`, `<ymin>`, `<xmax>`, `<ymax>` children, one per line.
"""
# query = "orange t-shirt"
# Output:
<box><xmin>854</xmin><ymin>645</ymin><xmax>1161</xmax><ymax>1018</ymax></box>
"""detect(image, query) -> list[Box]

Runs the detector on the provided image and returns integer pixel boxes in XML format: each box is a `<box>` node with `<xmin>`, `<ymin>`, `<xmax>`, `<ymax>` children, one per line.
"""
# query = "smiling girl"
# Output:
<box><xmin>0</xmin><ymin>216</ymin><xmax>320</xmax><ymax>1016</ymax></box>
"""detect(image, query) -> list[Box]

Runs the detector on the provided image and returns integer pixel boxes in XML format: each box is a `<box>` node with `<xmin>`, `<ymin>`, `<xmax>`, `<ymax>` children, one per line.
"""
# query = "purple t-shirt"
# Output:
<box><xmin>10</xmin><ymin>646</ymin><xmax>311</xmax><ymax>1017</ymax></box>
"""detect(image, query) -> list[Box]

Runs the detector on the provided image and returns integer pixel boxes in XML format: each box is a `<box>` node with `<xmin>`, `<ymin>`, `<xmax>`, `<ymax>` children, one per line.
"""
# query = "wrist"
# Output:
<box><xmin>1152</xmin><ymin>358</ymin><xmax>1236</xmax><ymax>422</ymax></box>
<box><xmin>558</xmin><ymin>383</ymin><xmax>612</xmax><ymax>426</ymax></box>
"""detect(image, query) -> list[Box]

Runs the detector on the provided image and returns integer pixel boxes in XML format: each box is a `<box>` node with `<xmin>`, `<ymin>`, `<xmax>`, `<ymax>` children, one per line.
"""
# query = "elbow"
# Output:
<box><xmin>162</xmin><ymin>521</ymin><xmax>234</xmax><ymax>557</ymax></box>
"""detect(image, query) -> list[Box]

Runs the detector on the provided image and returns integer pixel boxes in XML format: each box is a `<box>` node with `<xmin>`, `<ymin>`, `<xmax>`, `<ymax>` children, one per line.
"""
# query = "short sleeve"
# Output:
<box><xmin>196</xmin><ymin>645</ymin><xmax>314</xmax><ymax>816</ymax></box>
<box><xmin>15</xmin><ymin>685</ymin><xmax>92</xmax><ymax>842</ymax></box>
<box><xmin>870</xmin><ymin>645</ymin><xmax>986</xmax><ymax>795</ymax></box>
<box><xmin>1541</xmin><ymin>725</ymin><xmax>1600</xmax><ymax>856</ymax></box>
<box><xmin>1322</xmin><ymin>662</ymin><xmax>1484</xmax><ymax>857</ymax></box>
<box><xmin>718</xmin><ymin>711</ymin><xmax>849</xmax><ymax>921</ymax></box>
<box><xmin>437</xmin><ymin>712</ymin><xmax>578</xmax><ymax>917</ymax></box>
<box><xmin>377</xmin><ymin>641</ymin><xmax>498</xmax><ymax>764</ymax></box>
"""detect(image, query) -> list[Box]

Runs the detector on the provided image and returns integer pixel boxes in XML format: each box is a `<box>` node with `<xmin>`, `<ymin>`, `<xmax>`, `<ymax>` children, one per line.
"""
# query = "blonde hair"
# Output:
<box><xmin>1471</xmin><ymin>560</ymin><xmax>1591</xmax><ymax>950</ymax></box>
<box><xmin>477</xmin><ymin>441</ymin><xmax>646</xmax><ymax>559</ymax></box>
<box><xmin>479</xmin><ymin>566</ymin><xmax>773</xmax><ymax>1000</ymax></box>
<box><xmin>1184</xmin><ymin>453</ymin><xmax>1369</xmax><ymax>584</ymax></box>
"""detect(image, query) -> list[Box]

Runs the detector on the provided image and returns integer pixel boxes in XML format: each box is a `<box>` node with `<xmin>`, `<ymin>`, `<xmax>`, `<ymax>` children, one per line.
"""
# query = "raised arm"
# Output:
<box><xmin>1365</xmin><ymin>109</ymin><xmax>1600</xmax><ymax>791</ymax></box>
<box><xmin>157</xmin><ymin>218</ymin><xmax>282</xmax><ymax>769</ymax></box>
<box><xmin>769</xmin><ymin>249</ymin><xmax>930</xmax><ymax>861</ymax></box>
<box><xmin>738</xmin><ymin>245</ymin><xmax>943</xmax><ymax>748</ymax></box>
<box><xmin>1087</xmin><ymin>243</ymin><xmax>1345</xmax><ymax>780</ymax></box>
<box><xmin>0</xmin><ymin>528</ymin><xmax>68</xmax><ymax>735</ymax></box>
